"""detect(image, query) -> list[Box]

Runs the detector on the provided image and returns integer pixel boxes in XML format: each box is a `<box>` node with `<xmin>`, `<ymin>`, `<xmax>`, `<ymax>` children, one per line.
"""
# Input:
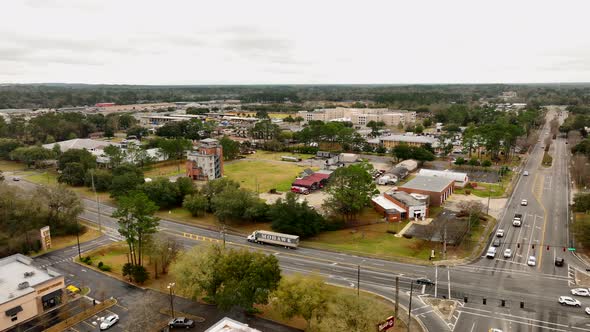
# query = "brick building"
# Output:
<box><xmin>397</xmin><ymin>176</ymin><xmax>454</xmax><ymax>206</ymax></box>
<box><xmin>186</xmin><ymin>138</ymin><xmax>223</xmax><ymax>180</ymax></box>
<box><xmin>372</xmin><ymin>190</ymin><xmax>428</xmax><ymax>222</ymax></box>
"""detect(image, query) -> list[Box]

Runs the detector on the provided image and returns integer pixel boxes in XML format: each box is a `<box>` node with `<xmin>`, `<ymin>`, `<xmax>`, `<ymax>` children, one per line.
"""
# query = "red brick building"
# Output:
<box><xmin>397</xmin><ymin>175</ymin><xmax>454</xmax><ymax>206</ymax></box>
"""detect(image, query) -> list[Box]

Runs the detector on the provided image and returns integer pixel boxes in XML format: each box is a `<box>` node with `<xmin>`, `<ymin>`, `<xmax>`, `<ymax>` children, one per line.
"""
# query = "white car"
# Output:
<box><xmin>489</xmin><ymin>329</ymin><xmax>503</xmax><ymax>332</ymax></box>
<box><xmin>523</xmin><ymin>171</ymin><xmax>529</xmax><ymax>176</ymax></box>
<box><xmin>585</xmin><ymin>307</ymin><xmax>590</xmax><ymax>315</ymax></box>
<box><xmin>558</xmin><ymin>296</ymin><xmax>581</xmax><ymax>307</ymax></box>
<box><xmin>571</xmin><ymin>288</ymin><xmax>590</xmax><ymax>297</ymax></box>
<box><xmin>521</xmin><ymin>199</ymin><xmax>528</xmax><ymax>206</ymax></box>
<box><xmin>100</xmin><ymin>314</ymin><xmax>119</xmax><ymax>330</ymax></box>
<box><xmin>503</xmin><ymin>249</ymin><xmax>512</xmax><ymax>258</ymax></box>
<box><xmin>527</xmin><ymin>256</ymin><xmax>536</xmax><ymax>266</ymax></box>
<box><xmin>496</xmin><ymin>229</ymin><xmax>505</xmax><ymax>237</ymax></box>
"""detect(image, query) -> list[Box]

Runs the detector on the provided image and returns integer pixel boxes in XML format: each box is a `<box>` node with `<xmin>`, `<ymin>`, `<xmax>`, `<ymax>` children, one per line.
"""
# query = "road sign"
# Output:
<box><xmin>377</xmin><ymin>316</ymin><xmax>395</xmax><ymax>331</ymax></box>
<box><xmin>568</xmin><ymin>248</ymin><xmax>576</xmax><ymax>251</ymax></box>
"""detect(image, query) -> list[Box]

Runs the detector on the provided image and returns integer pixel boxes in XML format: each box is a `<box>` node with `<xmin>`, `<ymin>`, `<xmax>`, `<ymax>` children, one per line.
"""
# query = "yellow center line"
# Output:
<box><xmin>532</xmin><ymin>171</ymin><xmax>548</xmax><ymax>270</ymax></box>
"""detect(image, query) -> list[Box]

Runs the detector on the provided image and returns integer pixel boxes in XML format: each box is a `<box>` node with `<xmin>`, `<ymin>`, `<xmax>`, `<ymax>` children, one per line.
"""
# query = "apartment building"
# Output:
<box><xmin>0</xmin><ymin>254</ymin><xmax>65</xmax><ymax>331</ymax></box>
<box><xmin>186</xmin><ymin>138</ymin><xmax>224</xmax><ymax>180</ymax></box>
<box><xmin>297</xmin><ymin>107</ymin><xmax>416</xmax><ymax>127</ymax></box>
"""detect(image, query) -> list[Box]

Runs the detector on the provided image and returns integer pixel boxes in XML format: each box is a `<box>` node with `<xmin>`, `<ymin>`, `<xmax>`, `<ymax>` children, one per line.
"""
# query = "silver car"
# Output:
<box><xmin>100</xmin><ymin>314</ymin><xmax>119</xmax><ymax>330</ymax></box>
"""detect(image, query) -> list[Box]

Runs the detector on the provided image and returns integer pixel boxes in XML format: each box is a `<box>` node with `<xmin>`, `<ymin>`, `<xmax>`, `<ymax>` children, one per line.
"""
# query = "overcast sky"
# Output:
<box><xmin>1</xmin><ymin>0</ymin><xmax>589</xmax><ymax>84</ymax></box>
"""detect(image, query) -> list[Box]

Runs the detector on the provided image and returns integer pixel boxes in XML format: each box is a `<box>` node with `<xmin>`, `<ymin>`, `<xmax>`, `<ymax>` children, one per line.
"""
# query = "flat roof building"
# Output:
<box><xmin>0</xmin><ymin>254</ymin><xmax>65</xmax><ymax>331</ymax></box>
<box><xmin>418</xmin><ymin>169</ymin><xmax>469</xmax><ymax>188</ymax></box>
<box><xmin>398</xmin><ymin>176</ymin><xmax>454</xmax><ymax>206</ymax></box>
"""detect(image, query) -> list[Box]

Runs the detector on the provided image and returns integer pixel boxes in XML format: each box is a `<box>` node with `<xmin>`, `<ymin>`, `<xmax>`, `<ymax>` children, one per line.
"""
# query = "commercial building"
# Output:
<box><xmin>368</xmin><ymin>134</ymin><xmax>437</xmax><ymax>149</ymax></box>
<box><xmin>398</xmin><ymin>175</ymin><xmax>454</xmax><ymax>206</ymax></box>
<box><xmin>418</xmin><ymin>169</ymin><xmax>469</xmax><ymax>188</ymax></box>
<box><xmin>297</xmin><ymin>107</ymin><xmax>415</xmax><ymax>127</ymax></box>
<box><xmin>0</xmin><ymin>254</ymin><xmax>65</xmax><ymax>331</ymax></box>
<box><xmin>372</xmin><ymin>190</ymin><xmax>429</xmax><ymax>222</ymax></box>
<box><xmin>204</xmin><ymin>317</ymin><xmax>261</xmax><ymax>332</ymax></box>
<box><xmin>186</xmin><ymin>138</ymin><xmax>223</xmax><ymax>180</ymax></box>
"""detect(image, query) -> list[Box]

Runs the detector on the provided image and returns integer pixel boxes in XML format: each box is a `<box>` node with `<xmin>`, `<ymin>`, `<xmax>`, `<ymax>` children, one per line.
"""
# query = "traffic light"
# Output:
<box><xmin>517</xmin><ymin>243</ymin><xmax>520</xmax><ymax>248</ymax></box>
<box><xmin>547</xmin><ymin>245</ymin><xmax>550</xmax><ymax>251</ymax></box>
<box><xmin>563</xmin><ymin>247</ymin><xmax>566</xmax><ymax>252</ymax></box>
<box><xmin>532</xmin><ymin>244</ymin><xmax>535</xmax><ymax>249</ymax></box>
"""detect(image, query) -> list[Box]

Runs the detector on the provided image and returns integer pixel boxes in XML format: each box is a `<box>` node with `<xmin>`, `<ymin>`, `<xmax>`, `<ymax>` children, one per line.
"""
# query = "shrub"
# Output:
<box><xmin>465</xmin><ymin>189</ymin><xmax>471</xmax><ymax>195</ymax></box>
<box><xmin>386</xmin><ymin>230</ymin><xmax>397</xmax><ymax>235</ymax></box>
<box><xmin>97</xmin><ymin>261</ymin><xmax>103</xmax><ymax>268</ymax></box>
<box><xmin>81</xmin><ymin>256</ymin><xmax>92</xmax><ymax>265</ymax></box>
<box><xmin>481</xmin><ymin>160</ymin><xmax>492</xmax><ymax>167</ymax></box>
<box><xmin>402</xmin><ymin>234</ymin><xmax>413</xmax><ymax>239</ymax></box>
<box><xmin>98</xmin><ymin>263</ymin><xmax>112</xmax><ymax>272</ymax></box>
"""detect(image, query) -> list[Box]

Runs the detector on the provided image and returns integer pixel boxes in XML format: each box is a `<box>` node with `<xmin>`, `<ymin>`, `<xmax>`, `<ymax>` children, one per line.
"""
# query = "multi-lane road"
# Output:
<box><xmin>8</xmin><ymin>107</ymin><xmax>589</xmax><ymax>331</ymax></box>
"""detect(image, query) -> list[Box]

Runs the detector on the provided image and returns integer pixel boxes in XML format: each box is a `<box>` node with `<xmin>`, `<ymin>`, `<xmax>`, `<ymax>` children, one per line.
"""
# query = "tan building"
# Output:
<box><xmin>0</xmin><ymin>254</ymin><xmax>65</xmax><ymax>331</ymax></box>
<box><xmin>186</xmin><ymin>138</ymin><xmax>224</xmax><ymax>180</ymax></box>
<box><xmin>368</xmin><ymin>134</ymin><xmax>437</xmax><ymax>149</ymax></box>
<box><xmin>298</xmin><ymin>107</ymin><xmax>416</xmax><ymax>127</ymax></box>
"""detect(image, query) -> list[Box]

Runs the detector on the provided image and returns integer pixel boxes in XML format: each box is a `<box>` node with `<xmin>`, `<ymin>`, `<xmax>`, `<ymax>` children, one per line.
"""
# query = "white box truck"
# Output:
<box><xmin>247</xmin><ymin>230</ymin><xmax>300</xmax><ymax>249</ymax></box>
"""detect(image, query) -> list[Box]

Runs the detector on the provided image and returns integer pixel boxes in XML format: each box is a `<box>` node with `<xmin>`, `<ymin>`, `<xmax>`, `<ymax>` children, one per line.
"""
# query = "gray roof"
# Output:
<box><xmin>0</xmin><ymin>254</ymin><xmax>62</xmax><ymax>305</ymax></box>
<box><xmin>379</xmin><ymin>135</ymin><xmax>436</xmax><ymax>144</ymax></box>
<box><xmin>386</xmin><ymin>190</ymin><xmax>425</xmax><ymax>206</ymax></box>
<box><xmin>418</xmin><ymin>169</ymin><xmax>468</xmax><ymax>182</ymax></box>
<box><xmin>42</xmin><ymin>138</ymin><xmax>114</xmax><ymax>152</ymax></box>
<box><xmin>400</xmin><ymin>175</ymin><xmax>454</xmax><ymax>192</ymax></box>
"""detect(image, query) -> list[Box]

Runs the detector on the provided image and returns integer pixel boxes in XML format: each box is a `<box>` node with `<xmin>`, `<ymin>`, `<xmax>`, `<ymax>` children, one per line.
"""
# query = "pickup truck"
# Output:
<box><xmin>513</xmin><ymin>213</ymin><xmax>522</xmax><ymax>227</ymax></box>
<box><xmin>169</xmin><ymin>318</ymin><xmax>195</xmax><ymax>329</ymax></box>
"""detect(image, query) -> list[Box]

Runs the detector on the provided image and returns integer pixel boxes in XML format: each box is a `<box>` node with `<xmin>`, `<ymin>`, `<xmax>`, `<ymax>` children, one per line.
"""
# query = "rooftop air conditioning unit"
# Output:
<box><xmin>24</xmin><ymin>271</ymin><xmax>35</xmax><ymax>278</ymax></box>
<box><xmin>18</xmin><ymin>282</ymin><xmax>30</xmax><ymax>290</ymax></box>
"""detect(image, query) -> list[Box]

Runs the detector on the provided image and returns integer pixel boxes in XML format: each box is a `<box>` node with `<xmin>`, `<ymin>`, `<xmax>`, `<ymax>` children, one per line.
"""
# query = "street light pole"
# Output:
<box><xmin>167</xmin><ymin>283</ymin><xmax>175</xmax><ymax>318</ymax></box>
<box><xmin>75</xmin><ymin>218</ymin><xmax>81</xmax><ymax>260</ymax></box>
<box><xmin>90</xmin><ymin>170</ymin><xmax>102</xmax><ymax>233</ymax></box>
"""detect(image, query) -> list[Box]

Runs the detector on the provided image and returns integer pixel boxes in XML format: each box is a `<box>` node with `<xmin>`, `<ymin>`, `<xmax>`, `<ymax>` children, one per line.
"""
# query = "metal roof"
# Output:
<box><xmin>399</xmin><ymin>175</ymin><xmax>454</xmax><ymax>193</ymax></box>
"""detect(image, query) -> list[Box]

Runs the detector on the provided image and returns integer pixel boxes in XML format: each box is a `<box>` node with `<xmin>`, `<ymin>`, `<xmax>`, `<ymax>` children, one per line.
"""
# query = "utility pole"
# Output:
<box><xmin>395</xmin><ymin>276</ymin><xmax>399</xmax><ymax>319</ymax></box>
<box><xmin>75</xmin><ymin>218</ymin><xmax>81</xmax><ymax>260</ymax></box>
<box><xmin>357</xmin><ymin>265</ymin><xmax>360</xmax><ymax>298</ymax></box>
<box><xmin>443</xmin><ymin>226</ymin><xmax>447</xmax><ymax>260</ymax></box>
<box><xmin>221</xmin><ymin>225</ymin><xmax>226</xmax><ymax>249</ymax></box>
<box><xmin>486</xmin><ymin>184</ymin><xmax>491</xmax><ymax>215</ymax></box>
<box><xmin>408</xmin><ymin>281</ymin><xmax>414</xmax><ymax>332</ymax></box>
<box><xmin>90</xmin><ymin>170</ymin><xmax>102</xmax><ymax>233</ymax></box>
<box><xmin>167</xmin><ymin>283</ymin><xmax>176</xmax><ymax>318</ymax></box>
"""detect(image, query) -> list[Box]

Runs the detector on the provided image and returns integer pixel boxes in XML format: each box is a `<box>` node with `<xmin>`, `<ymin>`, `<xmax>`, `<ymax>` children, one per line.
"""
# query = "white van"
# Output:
<box><xmin>486</xmin><ymin>247</ymin><xmax>497</xmax><ymax>259</ymax></box>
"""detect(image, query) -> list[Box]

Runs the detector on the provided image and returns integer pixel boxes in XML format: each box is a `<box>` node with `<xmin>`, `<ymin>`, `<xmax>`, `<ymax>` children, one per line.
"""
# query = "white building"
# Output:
<box><xmin>204</xmin><ymin>317</ymin><xmax>261</xmax><ymax>332</ymax></box>
<box><xmin>297</xmin><ymin>107</ymin><xmax>416</xmax><ymax>127</ymax></box>
<box><xmin>418</xmin><ymin>169</ymin><xmax>469</xmax><ymax>188</ymax></box>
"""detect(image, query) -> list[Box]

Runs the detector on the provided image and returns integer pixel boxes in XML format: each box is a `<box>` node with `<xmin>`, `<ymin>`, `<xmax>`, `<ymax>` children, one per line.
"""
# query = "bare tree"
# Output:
<box><xmin>572</xmin><ymin>154</ymin><xmax>590</xmax><ymax>188</ymax></box>
<box><xmin>145</xmin><ymin>234</ymin><xmax>181</xmax><ymax>278</ymax></box>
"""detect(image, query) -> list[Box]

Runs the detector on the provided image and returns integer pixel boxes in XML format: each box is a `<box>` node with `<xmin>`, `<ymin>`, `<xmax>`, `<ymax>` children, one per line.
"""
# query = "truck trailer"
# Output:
<box><xmin>247</xmin><ymin>230</ymin><xmax>299</xmax><ymax>249</ymax></box>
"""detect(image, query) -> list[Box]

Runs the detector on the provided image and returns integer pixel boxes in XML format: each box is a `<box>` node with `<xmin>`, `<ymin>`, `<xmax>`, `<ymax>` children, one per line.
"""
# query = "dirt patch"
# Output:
<box><xmin>445</xmin><ymin>195</ymin><xmax>507</xmax><ymax>219</ymax></box>
<box><xmin>423</xmin><ymin>297</ymin><xmax>457</xmax><ymax>321</ymax></box>
<box><xmin>575</xmin><ymin>269</ymin><xmax>590</xmax><ymax>287</ymax></box>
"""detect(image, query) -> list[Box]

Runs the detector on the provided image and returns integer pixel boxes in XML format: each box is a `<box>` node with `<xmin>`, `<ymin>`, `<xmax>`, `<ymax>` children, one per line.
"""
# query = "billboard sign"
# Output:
<box><xmin>40</xmin><ymin>226</ymin><xmax>52</xmax><ymax>250</ymax></box>
<box><xmin>377</xmin><ymin>316</ymin><xmax>395</xmax><ymax>331</ymax></box>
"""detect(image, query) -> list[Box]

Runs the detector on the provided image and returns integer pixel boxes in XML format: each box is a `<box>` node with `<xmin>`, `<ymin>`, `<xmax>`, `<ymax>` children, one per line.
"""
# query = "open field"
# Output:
<box><xmin>225</xmin><ymin>159</ymin><xmax>314</xmax><ymax>192</ymax></box>
<box><xmin>244</xmin><ymin>150</ymin><xmax>314</xmax><ymax>161</ymax></box>
<box><xmin>0</xmin><ymin>160</ymin><xmax>26</xmax><ymax>171</ymax></box>
<box><xmin>143</xmin><ymin>161</ymin><xmax>185</xmax><ymax>178</ymax></box>
<box><xmin>25</xmin><ymin>170</ymin><xmax>114</xmax><ymax>203</ymax></box>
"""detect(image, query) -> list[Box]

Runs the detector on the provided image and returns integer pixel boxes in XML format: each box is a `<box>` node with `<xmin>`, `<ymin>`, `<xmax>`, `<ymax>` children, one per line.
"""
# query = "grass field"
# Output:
<box><xmin>0</xmin><ymin>160</ymin><xmax>26</xmax><ymax>172</ymax></box>
<box><xmin>303</xmin><ymin>222</ymin><xmax>432</xmax><ymax>262</ymax></box>
<box><xmin>144</xmin><ymin>161</ymin><xmax>185</xmax><ymax>178</ymax></box>
<box><xmin>156</xmin><ymin>208</ymin><xmax>272</xmax><ymax>235</ymax></box>
<box><xmin>25</xmin><ymin>170</ymin><xmax>114</xmax><ymax>203</ymax></box>
<box><xmin>244</xmin><ymin>150</ymin><xmax>314</xmax><ymax>161</ymax></box>
<box><xmin>225</xmin><ymin>159</ymin><xmax>314</xmax><ymax>192</ymax></box>
<box><xmin>33</xmin><ymin>223</ymin><xmax>102</xmax><ymax>257</ymax></box>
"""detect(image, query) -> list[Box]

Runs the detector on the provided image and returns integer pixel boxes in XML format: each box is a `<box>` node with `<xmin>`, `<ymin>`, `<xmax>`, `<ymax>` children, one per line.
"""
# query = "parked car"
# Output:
<box><xmin>558</xmin><ymin>296</ymin><xmax>581</xmax><ymax>307</ymax></box>
<box><xmin>169</xmin><ymin>317</ymin><xmax>195</xmax><ymax>329</ymax></box>
<box><xmin>100</xmin><ymin>314</ymin><xmax>119</xmax><ymax>330</ymax></box>
<box><xmin>12</xmin><ymin>176</ymin><xmax>20</xmax><ymax>181</ymax></box>
<box><xmin>416</xmin><ymin>278</ymin><xmax>435</xmax><ymax>286</ymax></box>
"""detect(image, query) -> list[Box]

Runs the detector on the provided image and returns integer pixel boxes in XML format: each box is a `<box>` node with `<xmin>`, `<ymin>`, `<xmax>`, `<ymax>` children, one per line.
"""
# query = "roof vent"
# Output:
<box><xmin>8</xmin><ymin>293</ymin><xmax>14</xmax><ymax>298</ymax></box>
<box><xmin>24</xmin><ymin>271</ymin><xmax>35</xmax><ymax>278</ymax></box>
<box><xmin>17</xmin><ymin>282</ymin><xmax>30</xmax><ymax>290</ymax></box>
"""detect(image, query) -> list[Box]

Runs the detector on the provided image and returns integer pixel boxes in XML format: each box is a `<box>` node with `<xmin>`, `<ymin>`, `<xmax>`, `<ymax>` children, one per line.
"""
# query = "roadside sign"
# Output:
<box><xmin>568</xmin><ymin>248</ymin><xmax>576</xmax><ymax>251</ymax></box>
<box><xmin>377</xmin><ymin>316</ymin><xmax>395</xmax><ymax>331</ymax></box>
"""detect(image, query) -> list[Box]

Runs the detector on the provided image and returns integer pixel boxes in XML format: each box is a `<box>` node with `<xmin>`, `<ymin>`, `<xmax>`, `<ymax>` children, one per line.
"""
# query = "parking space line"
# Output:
<box><xmin>82</xmin><ymin>320</ymin><xmax>95</xmax><ymax>328</ymax></box>
<box><xmin>114</xmin><ymin>303</ymin><xmax>128</xmax><ymax>311</ymax></box>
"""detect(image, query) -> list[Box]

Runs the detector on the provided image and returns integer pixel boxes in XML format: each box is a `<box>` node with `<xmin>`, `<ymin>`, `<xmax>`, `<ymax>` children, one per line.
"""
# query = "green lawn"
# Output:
<box><xmin>143</xmin><ymin>161</ymin><xmax>185</xmax><ymax>178</ymax></box>
<box><xmin>244</xmin><ymin>150</ymin><xmax>314</xmax><ymax>161</ymax></box>
<box><xmin>225</xmin><ymin>159</ymin><xmax>316</xmax><ymax>192</ymax></box>
<box><xmin>0</xmin><ymin>160</ymin><xmax>26</xmax><ymax>172</ymax></box>
<box><xmin>303</xmin><ymin>222</ymin><xmax>432</xmax><ymax>262</ymax></box>
<box><xmin>25</xmin><ymin>170</ymin><xmax>114</xmax><ymax>203</ymax></box>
